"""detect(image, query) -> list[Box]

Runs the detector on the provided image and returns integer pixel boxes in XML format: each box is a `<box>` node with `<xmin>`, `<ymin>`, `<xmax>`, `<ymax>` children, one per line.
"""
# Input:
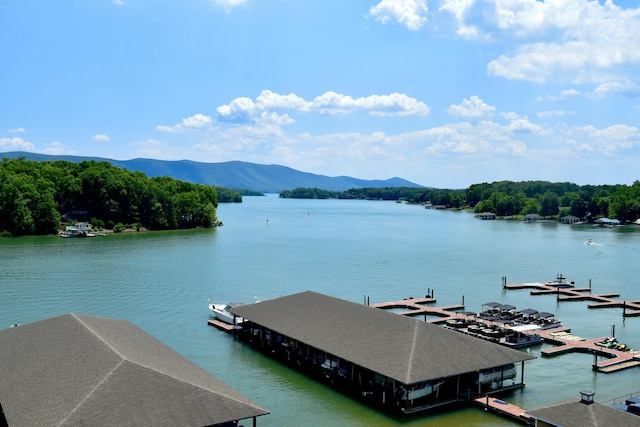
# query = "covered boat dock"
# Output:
<box><xmin>231</xmin><ymin>291</ymin><xmax>535</xmax><ymax>415</ymax></box>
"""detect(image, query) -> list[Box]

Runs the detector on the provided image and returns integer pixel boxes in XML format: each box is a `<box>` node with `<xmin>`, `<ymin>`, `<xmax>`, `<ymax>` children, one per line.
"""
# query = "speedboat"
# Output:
<box><xmin>584</xmin><ymin>238</ymin><xmax>594</xmax><ymax>245</ymax></box>
<box><xmin>208</xmin><ymin>302</ymin><xmax>245</xmax><ymax>325</ymax></box>
<box><xmin>546</xmin><ymin>274</ymin><xmax>573</xmax><ymax>288</ymax></box>
<box><xmin>401</xmin><ymin>380</ymin><xmax>444</xmax><ymax>401</ymax></box>
<box><xmin>476</xmin><ymin>363</ymin><xmax>516</xmax><ymax>385</ymax></box>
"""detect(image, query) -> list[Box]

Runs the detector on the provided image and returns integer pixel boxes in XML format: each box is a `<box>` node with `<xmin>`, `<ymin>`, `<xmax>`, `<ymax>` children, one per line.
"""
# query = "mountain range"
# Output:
<box><xmin>1</xmin><ymin>151</ymin><xmax>422</xmax><ymax>193</ymax></box>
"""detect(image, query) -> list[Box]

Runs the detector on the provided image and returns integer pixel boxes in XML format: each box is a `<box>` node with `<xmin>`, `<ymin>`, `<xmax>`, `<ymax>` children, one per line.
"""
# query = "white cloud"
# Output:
<box><xmin>41</xmin><ymin>141</ymin><xmax>77</xmax><ymax>155</ymax></box>
<box><xmin>368</xmin><ymin>0</ymin><xmax>429</xmax><ymax>31</ymax></box>
<box><xmin>9</xmin><ymin>127</ymin><xmax>25</xmax><ymax>133</ymax></box>
<box><xmin>566</xmin><ymin>124</ymin><xmax>639</xmax><ymax>155</ymax></box>
<box><xmin>131</xmin><ymin>139</ymin><xmax>190</xmax><ymax>160</ymax></box>
<box><xmin>593</xmin><ymin>79</ymin><xmax>640</xmax><ymax>97</ymax></box>
<box><xmin>438</xmin><ymin>0</ymin><xmax>481</xmax><ymax>38</ymax></box>
<box><xmin>537</xmin><ymin>110</ymin><xmax>573</xmax><ymax>118</ymax></box>
<box><xmin>214</xmin><ymin>90</ymin><xmax>430</xmax><ymax>127</ymax></box>
<box><xmin>439</xmin><ymin>0</ymin><xmax>640</xmax><ymax>85</ymax></box>
<box><xmin>113</xmin><ymin>0</ymin><xmax>124</xmax><ymax>6</ymax></box>
<box><xmin>213</xmin><ymin>0</ymin><xmax>248</xmax><ymax>13</ymax></box>
<box><xmin>92</xmin><ymin>134</ymin><xmax>110</xmax><ymax>142</ymax></box>
<box><xmin>0</xmin><ymin>136</ymin><xmax>35</xmax><ymax>151</ymax></box>
<box><xmin>157</xmin><ymin>113</ymin><xmax>213</xmax><ymax>133</ymax></box>
<box><xmin>447</xmin><ymin>96</ymin><xmax>496</xmax><ymax>117</ymax></box>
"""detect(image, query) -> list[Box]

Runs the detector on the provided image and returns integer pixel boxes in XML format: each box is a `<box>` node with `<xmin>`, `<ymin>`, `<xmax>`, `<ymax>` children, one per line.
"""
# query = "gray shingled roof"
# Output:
<box><xmin>231</xmin><ymin>291</ymin><xmax>534</xmax><ymax>385</ymax></box>
<box><xmin>0</xmin><ymin>314</ymin><xmax>268</xmax><ymax>427</ymax></box>
<box><xmin>526</xmin><ymin>398</ymin><xmax>640</xmax><ymax>427</ymax></box>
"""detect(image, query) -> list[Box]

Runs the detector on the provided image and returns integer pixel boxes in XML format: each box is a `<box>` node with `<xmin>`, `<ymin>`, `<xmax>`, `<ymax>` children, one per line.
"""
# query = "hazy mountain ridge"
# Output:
<box><xmin>1</xmin><ymin>152</ymin><xmax>422</xmax><ymax>193</ymax></box>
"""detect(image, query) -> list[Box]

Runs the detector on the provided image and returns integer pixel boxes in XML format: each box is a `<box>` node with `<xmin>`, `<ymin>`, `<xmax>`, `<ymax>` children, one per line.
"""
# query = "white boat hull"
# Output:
<box><xmin>209</xmin><ymin>303</ymin><xmax>244</xmax><ymax>325</ymax></box>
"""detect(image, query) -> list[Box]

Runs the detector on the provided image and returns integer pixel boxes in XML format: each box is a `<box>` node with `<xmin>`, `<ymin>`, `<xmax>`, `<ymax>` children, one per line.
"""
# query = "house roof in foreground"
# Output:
<box><xmin>526</xmin><ymin>398</ymin><xmax>640</xmax><ymax>427</ymax></box>
<box><xmin>232</xmin><ymin>291</ymin><xmax>534</xmax><ymax>385</ymax></box>
<box><xmin>0</xmin><ymin>314</ymin><xmax>268</xmax><ymax>427</ymax></box>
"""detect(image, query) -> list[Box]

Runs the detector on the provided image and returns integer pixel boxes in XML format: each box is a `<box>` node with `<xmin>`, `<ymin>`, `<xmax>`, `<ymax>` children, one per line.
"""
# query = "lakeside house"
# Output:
<box><xmin>230</xmin><ymin>291</ymin><xmax>534</xmax><ymax>415</ymax></box>
<box><xmin>61</xmin><ymin>222</ymin><xmax>94</xmax><ymax>237</ymax></box>
<box><xmin>0</xmin><ymin>314</ymin><xmax>269</xmax><ymax>427</ymax></box>
<box><xmin>594</xmin><ymin>217</ymin><xmax>621</xmax><ymax>227</ymax></box>
<box><xmin>477</xmin><ymin>212</ymin><xmax>496</xmax><ymax>220</ymax></box>
<box><xmin>560</xmin><ymin>215</ymin><xmax>581</xmax><ymax>224</ymax></box>
<box><xmin>523</xmin><ymin>213</ymin><xmax>543</xmax><ymax>223</ymax></box>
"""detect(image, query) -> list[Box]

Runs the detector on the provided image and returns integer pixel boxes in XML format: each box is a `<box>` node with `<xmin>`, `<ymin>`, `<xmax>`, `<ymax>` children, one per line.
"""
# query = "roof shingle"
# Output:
<box><xmin>0</xmin><ymin>314</ymin><xmax>268</xmax><ymax>427</ymax></box>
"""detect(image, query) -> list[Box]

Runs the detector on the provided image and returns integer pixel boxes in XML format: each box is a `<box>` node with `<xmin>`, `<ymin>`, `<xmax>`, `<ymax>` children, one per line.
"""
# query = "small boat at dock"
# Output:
<box><xmin>208</xmin><ymin>302</ymin><xmax>245</xmax><ymax>325</ymax></box>
<box><xmin>545</xmin><ymin>274</ymin><xmax>574</xmax><ymax>288</ymax></box>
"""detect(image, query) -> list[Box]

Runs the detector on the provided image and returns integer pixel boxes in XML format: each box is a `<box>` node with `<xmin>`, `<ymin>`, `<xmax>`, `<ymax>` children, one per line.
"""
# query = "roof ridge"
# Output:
<box><xmin>405</xmin><ymin>321</ymin><xmax>420</xmax><ymax>383</ymax></box>
<box><xmin>72</xmin><ymin>313</ymin><xmax>127</xmax><ymax>360</ymax></box>
<box><xmin>58</xmin><ymin>359</ymin><xmax>124</xmax><ymax>426</ymax></box>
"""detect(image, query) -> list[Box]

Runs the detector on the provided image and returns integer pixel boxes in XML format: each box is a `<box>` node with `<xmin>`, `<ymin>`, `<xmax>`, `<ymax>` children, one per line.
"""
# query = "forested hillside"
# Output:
<box><xmin>0</xmin><ymin>158</ymin><xmax>223</xmax><ymax>236</ymax></box>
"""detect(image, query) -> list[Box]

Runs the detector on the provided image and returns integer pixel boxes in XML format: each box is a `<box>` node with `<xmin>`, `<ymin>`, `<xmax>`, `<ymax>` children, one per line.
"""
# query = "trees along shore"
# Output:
<box><xmin>279</xmin><ymin>180</ymin><xmax>640</xmax><ymax>224</ymax></box>
<box><xmin>0</xmin><ymin>158</ymin><xmax>239</xmax><ymax>237</ymax></box>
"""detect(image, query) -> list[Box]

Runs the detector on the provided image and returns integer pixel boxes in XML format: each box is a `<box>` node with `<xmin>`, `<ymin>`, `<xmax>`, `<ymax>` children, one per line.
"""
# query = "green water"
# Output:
<box><xmin>2</xmin><ymin>194</ymin><xmax>640</xmax><ymax>426</ymax></box>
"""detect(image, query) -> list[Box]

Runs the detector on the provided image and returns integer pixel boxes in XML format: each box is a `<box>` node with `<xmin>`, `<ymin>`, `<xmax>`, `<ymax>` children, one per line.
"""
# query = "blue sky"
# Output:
<box><xmin>1</xmin><ymin>0</ymin><xmax>639</xmax><ymax>188</ymax></box>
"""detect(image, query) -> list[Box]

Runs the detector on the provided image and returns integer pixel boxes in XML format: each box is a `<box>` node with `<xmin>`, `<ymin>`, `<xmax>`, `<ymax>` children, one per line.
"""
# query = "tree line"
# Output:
<box><xmin>280</xmin><ymin>180</ymin><xmax>640</xmax><ymax>223</ymax></box>
<box><xmin>0</xmin><ymin>158</ymin><xmax>234</xmax><ymax>236</ymax></box>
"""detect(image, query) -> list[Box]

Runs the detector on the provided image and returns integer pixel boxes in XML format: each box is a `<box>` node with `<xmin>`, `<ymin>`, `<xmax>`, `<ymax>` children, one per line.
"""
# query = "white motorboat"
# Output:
<box><xmin>476</xmin><ymin>363</ymin><xmax>516</xmax><ymax>385</ymax></box>
<box><xmin>208</xmin><ymin>302</ymin><xmax>245</xmax><ymax>325</ymax></box>
<box><xmin>402</xmin><ymin>380</ymin><xmax>444</xmax><ymax>401</ymax></box>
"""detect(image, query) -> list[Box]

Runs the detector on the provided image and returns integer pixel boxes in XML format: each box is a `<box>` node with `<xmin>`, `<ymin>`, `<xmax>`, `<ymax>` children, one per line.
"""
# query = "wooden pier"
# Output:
<box><xmin>473</xmin><ymin>395</ymin><xmax>532</xmax><ymax>425</ymax></box>
<box><xmin>370</xmin><ymin>296</ymin><xmax>465</xmax><ymax>322</ymax></box>
<box><xmin>207</xmin><ymin>318</ymin><xmax>241</xmax><ymax>332</ymax></box>
<box><xmin>371</xmin><ymin>286</ymin><xmax>640</xmax><ymax>373</ymax></box>
<box><xmin>537</xmin><ymin>329</ymin><xmax>640</xmax><ymax>372</ymax></box>
<box><xmin>503</xmin><ymin>279</ymin><xmax>640</xmax><ymax>316</ymax></box>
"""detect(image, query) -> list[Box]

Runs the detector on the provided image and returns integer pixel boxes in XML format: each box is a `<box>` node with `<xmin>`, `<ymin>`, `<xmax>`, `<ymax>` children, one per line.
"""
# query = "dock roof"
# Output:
<box><xmin>232</xmin><ymin>291</ymin><xmax>534</xmax><ymax>385</ymax></box>
<box><xmin>526</xmin><ymin>398</ymin><xmax>640</xmax><ymax>427</ymax></box>
<box><xmin>0</xmin><ymin>314</ymin><xmax>268</xmax><ymax>427</ymax></box>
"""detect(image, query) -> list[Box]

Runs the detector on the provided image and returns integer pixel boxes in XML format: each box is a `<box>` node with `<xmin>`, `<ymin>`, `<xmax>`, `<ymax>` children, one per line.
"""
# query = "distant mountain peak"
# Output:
<box><xmin>0</xmin><ymin>151</ymin><xmax>423</xmax><ymax>193</ymax></box>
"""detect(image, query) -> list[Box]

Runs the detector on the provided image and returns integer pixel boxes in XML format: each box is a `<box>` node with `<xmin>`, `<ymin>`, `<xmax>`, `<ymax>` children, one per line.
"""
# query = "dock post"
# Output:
<box><xmin>612</xmin><ymin>324</ymin><xmax>615</xmax><ymax>338</ymax></box>
<box><xmin>589</xmin><ymin>279</ymin><xmax>592</xmax><ymax>290</ymax></box>
<box><xmin>623</xmin><ymin>301</ymin><xmax>626</xmax><ymax>317</ymax></box>
<box><xmin>462</xmin><ymin>295</ymin><xmax>465</xmax><ymax>305</ymax></box>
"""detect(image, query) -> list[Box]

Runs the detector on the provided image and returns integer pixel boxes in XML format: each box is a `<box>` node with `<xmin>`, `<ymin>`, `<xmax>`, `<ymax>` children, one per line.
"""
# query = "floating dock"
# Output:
<box><xmin>207</xmin><ymin>318</ymin><xmax>241</xmax><ymax>332</ymax></box>
<box><xmin>503</xmin><ymin>275</ymin><xmax>640</xmax><ymax>317</ymax></box>
<box><xmin>370</xmin><ymin>283</ymin><xmax>640</xmax><ymax>373</ymax></box>
<box><xmin>502</xmin><ymin>275</ymin><xmax>640</xmax><ymax>371</ymax></box>
<box><xmin>473</xmin><ymin>395</ymin><xmax>532</xmax><ymax>425</ymax></box>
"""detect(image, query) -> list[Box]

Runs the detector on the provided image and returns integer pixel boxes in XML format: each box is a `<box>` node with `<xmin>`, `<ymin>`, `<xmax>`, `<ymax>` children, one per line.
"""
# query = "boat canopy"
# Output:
<box><xmin>536</xmin><ymin>312</ymin><xmax>554</xmax><ymax>319</ymax></box>
<box><xmin>483</xmin><ymin>302</ymin><xmax>502</xmax><ymax>308</ymax></box>
<box><xmin>511</xmin><ymin>324</ymin><xmax>542</xmax><ymax>332</ymax></box>
<box><xmin>518</xmin><ymin>308</ymin><xmax>538</xmax><ymax>315</ymax></box>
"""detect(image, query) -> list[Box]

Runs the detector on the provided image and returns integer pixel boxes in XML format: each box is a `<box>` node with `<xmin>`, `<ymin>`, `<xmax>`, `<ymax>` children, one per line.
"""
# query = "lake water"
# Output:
<box><xmin>2</xmin><ymin>194</ymin><xmax>640</xmax><ymax>426</ymax></box>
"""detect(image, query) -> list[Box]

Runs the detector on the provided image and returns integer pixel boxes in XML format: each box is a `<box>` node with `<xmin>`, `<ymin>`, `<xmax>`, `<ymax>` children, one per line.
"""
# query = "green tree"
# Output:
<box><xmin>539</xmin><ymin>192</ymin><xmax>560</xmax><ymax>217</ymax></box>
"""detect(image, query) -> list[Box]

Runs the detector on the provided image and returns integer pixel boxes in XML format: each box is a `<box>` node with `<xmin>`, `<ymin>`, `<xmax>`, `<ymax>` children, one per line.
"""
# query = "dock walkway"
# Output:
<box><xmin>370</xmin><ymin>296</ymin><xmax>465</xmax><ymax>322</ymax></box>
<box><xmin>473</xmin><ymin>395</ymin><xmax>532</xmax><ymax>425</ymax></box>
<box><xmin>371</xmin><ymin>289</ymin><xmax>640</xmax><ymax>373</ymax></box>
<box><xmin>504</xmin><ymin>281</ymin><xmax>640</xmax><ymax>316</ymax></box>
<box><xmin>503</xmin><ymin>277</ymin><xmax>640</xmax><ymax>371</ymax></box>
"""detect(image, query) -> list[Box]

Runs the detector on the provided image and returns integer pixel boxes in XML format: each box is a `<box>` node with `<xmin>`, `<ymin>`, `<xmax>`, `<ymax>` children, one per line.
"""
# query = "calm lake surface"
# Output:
<box><xmin>2</xmin><ymin>194</ymin><xmax>640</xmax><ymax>426</ymax></box>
